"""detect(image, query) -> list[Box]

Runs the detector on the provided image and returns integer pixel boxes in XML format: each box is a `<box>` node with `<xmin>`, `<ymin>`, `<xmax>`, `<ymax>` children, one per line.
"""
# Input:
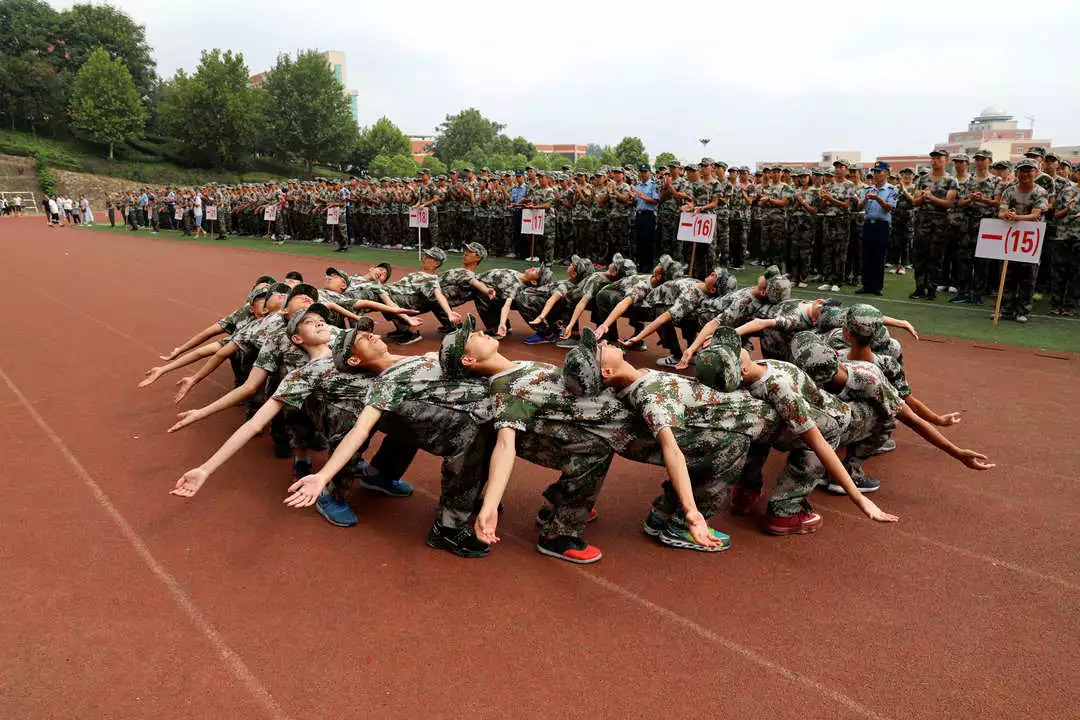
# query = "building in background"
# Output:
<box><xmin>409</xmin><ymin>136</ymin><xmax>434</xmax><ymax>163</ymax></box>
<box><xmin>535</xmin><ymin>144</ymin><xmax>587</xmax><ymax>162</ymax></box>
<box><xmin>250</xmin><ymin>50</ymin><xmax>360</xmax><ymax>126</ymax></box>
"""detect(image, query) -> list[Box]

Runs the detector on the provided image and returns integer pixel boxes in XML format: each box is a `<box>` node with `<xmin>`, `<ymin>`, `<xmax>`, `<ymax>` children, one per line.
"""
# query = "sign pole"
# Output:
<box><xmin>210</xmin><ymin>218</ymin><xmax>215</xmax><ymax>241</ymax></box>
<box><xmin>689</xmin><ymin>243</ymin><xmax>697</xmax><ymax>277</ymax></box>
<box><xmin>417</xmin><ymin>222</ymin><xmax>422</xmax><ymax>263</ymax></box>
<box><xmin>992</xmin><ymin>260</ymin><xmax>1008</xmax><ymax>327</ymax></box>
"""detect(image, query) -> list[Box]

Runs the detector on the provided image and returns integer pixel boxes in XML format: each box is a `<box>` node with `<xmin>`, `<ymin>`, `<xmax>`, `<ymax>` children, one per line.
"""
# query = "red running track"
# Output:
<box><xmin>1</xmin><ymin>216</ymin><xmax>1078</xmax><ymax>720</ymax></box>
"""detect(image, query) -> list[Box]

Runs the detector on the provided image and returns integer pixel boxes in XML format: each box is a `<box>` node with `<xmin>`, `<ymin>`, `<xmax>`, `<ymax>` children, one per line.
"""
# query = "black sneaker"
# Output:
<box><xmin>394</xmin><ymin>332</ymin><xmax>422</xmax><ymax>345</ymax></box>
<box><xmin>436</xmin><ymin>324</ymin><xmax>458</xmax><ymax>334</ymax></box>
<box><xmin>908</xmin><ymin>289</ymin><xmax>926</xmax><ymax>300</ymax></box>
<box><xmin>425</xmin><ymin>523</ymin><xmax>491</xmax><ymax>558</ymax></box>
<box><xmin>536</xmin><ymin>534</ymin><xmax>602</xmax><ymax>564</ymax></box>
<box><xmin>827</xmin><ymin>475</ymin><xmax>881</xmax><ymax>495</ymax></box>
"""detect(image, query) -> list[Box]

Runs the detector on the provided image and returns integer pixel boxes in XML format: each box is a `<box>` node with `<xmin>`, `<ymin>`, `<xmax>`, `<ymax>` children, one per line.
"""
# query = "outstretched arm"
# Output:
<box><xmin>169</xmin><ymin>399</ymin><xmax>284</xmax><ymax>498</ymax></box>
<box><xmin>675</xmin><ymin>318</ymin><xmax>719</xmax><ymax>369</ymax></box>
<box><xmin>173</xmin><ymin>341</ymin><xmax>241</xmax><ymax>404</ymax></box>
<box><xmin>433</xmin><ymin>287</ymin><xmax>462</xmax><ymax>324</ymax></box>
<box><xmin>139</xmin><ymin>341</ymin><xmax>224</xmax><ymax>387</ymax></box>
<box><xmin>801</xmin><ymin>426</ymin><xmax>899</xmax><ymax>523</ymax></box>
<box><xmin>474</xmin><ymin>427</ymin><xmax>517</xmax><ymax>544</ymax></box>
<box><xmin>624</xmin><ymin>310</ymin><xmax>672</xmax><ymax>344</ymax></box>
<box><xmin>897</xmin><ymin>405</ymin><xmax>992</xmax><ymax>468</ymax></box>
<box><xmin>560</xmin><ymin>294</ymin><xmax>593</xmax><ymax>339</ymax></box>
<box><xmin>595</xmin><ymin>296</ymin><xmax>634</xmax><ymax>338</ymax></box>
<box><xmin>904</xmin><ymin>394</ymin><xmax>961</xmax><ymax>427</ymax></box>
<box><xmin>529</xmin><ymin>292</ymin><xmax>564</xmax><ymax>326</ymax></box>
<box><xmin>657</xmin><ymin>428</ymin><xmax>721</xmax><ymax>547</ymax></box>
<box><xmin>162</xmin><ymin>322</ymin><xmax>227</xmax><ymax>360</ymax></box>
<box><xmin>883</xmin><ymin>315</ymin><xmax>918</xmax><ymax>341</ymax></box>
<box><xmin>168</xmin><ymin>366</ymin><xmax>268</xmax><ymax>432</ymax></box>
<box><xmin>283</xmin><ymin>406</ymin><xmax>384</xmax><ymax>507</ymax></box>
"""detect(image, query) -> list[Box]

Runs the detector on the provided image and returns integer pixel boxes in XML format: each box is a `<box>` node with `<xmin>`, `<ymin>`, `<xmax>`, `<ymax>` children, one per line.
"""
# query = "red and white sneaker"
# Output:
<box><xmin>762</xmin><ymin>510</ymin><xmax>823</xmax><ymax>536</ymax></box>
<box><xmin>536</xmin><ymin>535</ymin><xmax>603</xmax><ymax>564</ymax></box>
<box><xmin>730</xmin><ymin>485</ymin><xmax>762</xmax><ymax>516</ymax></box>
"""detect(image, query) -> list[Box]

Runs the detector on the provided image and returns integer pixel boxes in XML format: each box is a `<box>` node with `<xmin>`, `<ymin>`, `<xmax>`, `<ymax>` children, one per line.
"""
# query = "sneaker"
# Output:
<box><xmin>796</xmin><ymin>282</ymin><xmax>808</xmax><ymax>288</ymax></box>
<box><xmin>926</xmin><ymin>290</ymin><xmax>937</xmax><ymax>301</ymax></box>
<box><xmin>948</xmin><ymin>294</ymin><xmax>971</xmax><ymax>303</ymax></box>
<box><xmin>436</xmin><ymin>324</ymin><xmax>458</xmax><ymax>334</ymax></box>
<box><xmin>808</xmin><ymin>274</ymin><xmax>822</xmax><ymax>281</ymax></box>
<box><xmin>536</xmin><ymin>534</ymin><xmax>602</xmax><ymax>564</ymax></box>
<box><xmin>1014</xmin><ymin>314</ymin><xmax>1028</xmax><ymax>324</ymax></box>
<box><xmin>1033</xmin><ymin>292</ymin><xmax>1044</xmax><ymax>301</ymax></box>
<box><xmin>537</xmin><ymin>505</ymin><xmax>598</xmax><ymax>526</ymax></box>
<box><xmin>827</xmin><ymin>475</ymin><xmax>881</xmax><ymax>495</ymax></box>
<box><xmin>656</xmin><ymin>354</ymin><xmax>680</xmax><ymax>368</ymax></box>
<box><xmin>523</xmin><ymin>332</ymin><xmax>556</xmax><ymax>345</ymax></box>
<box><xmin>425</xmin><ymin>523</ymin><xmax>491</xmax><ymax>558</ymax></box>
<box><xmin>292</xmin><ymin>459</ymin><xmax>313</xmax><ymax>482</ymax></box>
<box><xmin>658</xmin><ymin>518</ymin><xmax>730</xmax><ymax>552</ymax></box>
<box><xmin>642</xmin><ymin>510</ymin><xmax>667</xmax><ymax>537</ymax></box>
<box><xmin>315</xmin><ymin>491</ymin><xmax>358</xmax><ymax>527</ymax></box>
<box><xmin>358</xmin><ymin>474</ymin><xmax>414</xmax><ymax>497</ymax></box>
<box><xmin>555</xmin><ymin>336</ymin><xmax>581</xmax><ymax>349</ymax></box>
<box><xmin>830</xmin><ymin>285</ymin><xmax>840</xmax><ymax>293</ymax></box>
<box><xmin>393</xmin><ymin>332</ymin><xmax>422</xmax><ymax>345</ymax></box>
<box><xmin>879</xmin><ymin>438</ymin><xmax>897</xmax><ymax>453</ymax></box>
<box><xmin>730</xmin><ymin>485</ymin><xmax>762</xmax><ymax>516</ymax></box>
<box><xmin>817</xmin><ymin>283</ymin><xmax>832</xmax><ymax>291</ymax></box>
<box><xmin>762</xmin><ymin>510</ymin><xmax>823</xmax><ymax>536</ymax></box>
<box><xmin>897</xmin><ymin>266</ymin><xmax>907</xmax><ymax>275</ymax></box>
<box><xmin>935</xmin><ymin>285</ymin><xmax>946</xmax><ymax>292</ymax></box>
<box><xmin>908</xmin><ymin>289</ymin><xmax>926</xmax><ymax>299</ymax></box>
<box><xmin>948</xmin><ymin>286</ymin><xmax>958</xmax><ymax>294</ymax></box>
<box><xmin>622</xmin><ymin>340</ymin><xmax>647</xmax><ymax>352</ymax></box>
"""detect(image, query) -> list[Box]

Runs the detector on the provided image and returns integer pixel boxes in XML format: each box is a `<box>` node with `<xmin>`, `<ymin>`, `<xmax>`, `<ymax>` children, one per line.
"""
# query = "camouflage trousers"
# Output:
<box><xmin>713</xmin><ymin>211</ymin><xmax>731</xmax><ymax>267</ymax></box>
<box><xmin>682</xmin><ymin>236</ymin><xmax>715</xmax><ymax>280</ymax></box>
<box><xmin>608</xmin><ymin>212</ymin><xmax>633</xmax><ymax>261</ymax></box>
<box><xmin>657</xmin><ymin>210</ymin><xmax>681</xmax><ymax>258</ymax></box>
<box><xmin>1000</xmin><ymin>260</ymin><xmax>1038</xmax><ymax>318</ymax></box>
<box><xmin>474</xmin><ymin>285</ymin><xmax>550</xmax><ymax>333</ymax></box>
<box><xmin>729</xmin><ymin>211</ymin><xmax>749</xmax><ymax>267</ymax></box>
<box><xmin>740</xmin><ymin>414</ymin><xmax>842</xmax><ymax>518</ymax></box>
<box><xmin>594</xmin><ymin>285</ymin><xmax>646</xmax><ymax>343</ymax></box>
<box><xmin>384</xmin><ymin>289</ymin><xmax>437</xmax><ymax>333</ymax></box>
<box><xmin>913</xmin><ymin>210</ymin><xmax>949</xmax><ymax>294</ymax></box>
<box><xmin>840</xmin><ymin>401</ymin><xmax>894</xmax><ymax>483</ymax></box>
<box><xmin>516</xmin><ymin>421</ymin><xmax>615</xmax><ymax>538</ymax></box>
<box><xmin>1050</xmin><ymin>224</ymin><xmax>1080</xmax><ymax>310</ymax></box>
<box><xmin>787</xmin><ymin>213</ymin><xmax>815</xmax><ymax>283</ymax></box>
<box><xmin>653</xmin><ymin>305</ymin><xmax>700</xmax><ymax>358</ymax></box>
<box><xmin>760</xmin><ymin>211</ymin><xmax>787</xmax><ymax>268</ymax></box>
<box><xmin>822</xmin><ymin>215</ymin><xmax>850</xmax><ymax>286</ymax></box>
<box><xmin>620</xmin><ymin>429</ymin><xmax>751</xmax><ymax>521</ymax></box>
<box><xmin>890</xmin><ymin>209</ymin><xmax>912</xmax><ymax>267</ymax></box>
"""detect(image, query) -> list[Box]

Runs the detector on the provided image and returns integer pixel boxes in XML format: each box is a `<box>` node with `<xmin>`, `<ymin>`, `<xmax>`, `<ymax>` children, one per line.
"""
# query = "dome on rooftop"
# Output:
<box><xmin>978</xmin><ymin>105</ymin><xmax>1010</xmax><ymax>118</ymax></box>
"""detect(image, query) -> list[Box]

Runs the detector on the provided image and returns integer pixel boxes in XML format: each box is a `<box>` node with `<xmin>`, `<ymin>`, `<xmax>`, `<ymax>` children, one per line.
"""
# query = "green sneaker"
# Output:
<box><xmin>658</xmin><ymin>518</ymin><xmax>730</xmax><ymax>552</ymax></box>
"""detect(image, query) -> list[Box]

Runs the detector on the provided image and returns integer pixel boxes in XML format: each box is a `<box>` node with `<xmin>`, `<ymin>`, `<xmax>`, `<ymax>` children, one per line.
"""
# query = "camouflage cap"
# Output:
<box><xmin>657</xmin><ymin>254</ymin><xmax>684</xmax><ymax>282</ymax></box>
<box><xmin>464</xmin><ymin>241</ymin><xmax>488</xmax><ymax>260</ymax></box>
<box><xmin>268</xmin><ymin>282</ymin><xmax>292</xmax><ymax>296</ymax></box>
<box><xmin>762</xmin><ymin>264</ymin><xmax>782</xmax><ymax>280</ymax></box>
<box><xmin>247</xmin><ymin>283</ymin><xmax>272</xmax><ymax>303</ymax></box>
<box><xmin>714</xmin><ymin>267</ymin><xmax>737</xmax><ymax>294</ymax></box>
<box><xmin>439</xmin><ymin>314</ymin><xmax>475</xmax><ymax>380</ymax></box>
<box><xmin>1024</xmin><ymin>146</ymin><xmax>1046</xmax><ymax>158</ymax></box>
<box><xmin>952</xmin><ymin>153</ymin><xmax>971</xmax><ymax>163</ymax></box>
<box><xmin>610</xmin><ymin>252</ymin><xmax>637</xmax><ymax>280</ymax></box>
<box><xmin>562</xmin><ymin>327</ymin><xmax>603</xmax><ymax>397</ymax></box>
<box><xmin>1015</xmin><ymin>158</ymin><xmax>1039</xmax><ymax>171</ymax></box>
<box><xmin>765</xmin><ymin>275</ymin><xmax>792</xmax><ymax>304</ymax></box>
<box><xmin>817</xmin><ymin>300</ymin><xmax>845</xmax><ymax>332</ymax></box>
<box><xmin>325</xmin><ymin>266</ymin><xmax>349</xmax><ymax>282</ymax></box>
<box><xmin>972</xmin><ymin>149</ymin><xmax>993</xmax><ymax>160</ymax></box>
<box><xmin>700</xmin><ymin>157</ymin><xmax>715</xmax><ymax>165</ymax></box>
<box><xmin>252</xmin><ymin>274</ymin><xmax>276</xmax><ymax>287</ymax></box>
<box><xmin>832</xmin><ymin>158</ymin><xmax>854</xmax><ymax>169</ymax></box>
<box><xmin>694</xmin><ymin>326</ymin><xmax>742</xmax><ymax>392</ymax></box>
<box><xmin>332</xmin><ymin>317</ymin><xmax>376</xmax><ymax>373</ymax></box>
<box><xmin>286</xmin><ymin>283</ymin><xmax>320</xmax><ymax>305</ymax></box>
<box><xmin>844</xmin><ymin>303</ymin><xmax>884</xmax><ymax>342</ymax></box>
<box><xmin>570</xmin><ymin>255</ymin><xmax>595</xmax><ymax>279</ymax></box>
<box><xmin>536</xmin><ymin>264</ymin><xmax>554</xmax><ymax>286</ymax></box>
<box><xmin>683</xmin><ymin>163</ymin><xmax>699</xmax><ymax>172</ymax></box>
<box><xmin>793</xmin><ymin>168</ymin><xmax>811</xmax><ymax>177</ymax></box>
<box><xmin>1059</xmin><ymin>158</ymin><xmax>1072</xmax><ymax>169</ymax></box>
<box><xmin>285</xmin><ymin>303</ymin><xmax>331</xmax><ymax>345</ymax></box>
<box><xmin>790</xmin><ymin>331</ymin><xmax>840</xmax><ymax>385</ymax></box>
<box><xmin>1045</xmin><ymin>151</ymin><xmax>1060</xmax><ymax>161</ymax></box>
<box><xmin>929</xmin><ymin>148</ymin><xmax>949</xmax><ymax>158</ymax></box>
<box><xmin>714</xmin><ymin>160</ymin><xmax>729</xmax><ymax>170</ymax></box>
<box><xmin>423</xmin><ymin>246</ymin><xmax>447</xmax><ymax>265</ymax></box>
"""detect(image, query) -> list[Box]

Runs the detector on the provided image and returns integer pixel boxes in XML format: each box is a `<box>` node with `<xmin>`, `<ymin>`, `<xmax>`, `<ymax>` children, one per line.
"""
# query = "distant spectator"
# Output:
<box><xmin>856</xmin><ymin>161</ymin><xmax>898</xmax><ymax>296</ymax></box>
<box><xmin>13</xmin><ymin>195</ymin><xmax>22</xmax><ymax>216</ymax></box>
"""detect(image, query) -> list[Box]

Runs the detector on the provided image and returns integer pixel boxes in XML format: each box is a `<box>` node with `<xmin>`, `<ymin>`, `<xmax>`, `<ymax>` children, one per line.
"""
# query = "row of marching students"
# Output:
<box><xmin>142</xmin><ymin>243</ymin><xmax>994</xmax><ymax>563</ymax></box>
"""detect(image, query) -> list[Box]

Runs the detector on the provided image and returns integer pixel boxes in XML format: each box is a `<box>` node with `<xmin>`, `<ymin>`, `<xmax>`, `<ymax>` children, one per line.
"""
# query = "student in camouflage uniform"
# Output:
<box><xmin>788</xmin><ymin>169</ymin><xmax>818</xmax><ymax>286</ymax></box>
<box><xmin>693</xmin><ymin>327</ymin><xmax>899</xmax><ymax>535</ymax></box>
<box><xmin>435</xmin><ymin>242</ymin><xmax>494</xmax><ymax>332</ymax></box>
<box><xmin>658</xmin><ymin>163</ymin><xmax>690</xmax><ymax>258</ymax></box>
<box><xmin>955</xmin><ymin>150</ymin><xmax>1002</xmax><ymax>304</ymax></box>
<box><xmin>890</xmin><ymin>168</ymin><xmax>916</xmax><ymax>273</ymax></box>
<box><xmin>556</xmin><ymin>253</ymin><xmax>636</xmax><ymax>346</ymax></box>
<box><xmin>413</xmin><ymin>169</ymin><xmax>441</xmax><ymax>249</ymax></box>
<box><xmin>609</xmin><ymin>168</ymin><xmax>636</xmax><ymax>260</ymax></box>
<box><xmin>592</xmin><ymin>254</ymin><xmax>683</xmax><ymax>346</ymax></box>
<box><xmin>996</xmin><ymin>158</ymin><xmax>1050</xmax><ymax>322</ymax></box>
<box><xmin>910</xmin><ymin>149</ymin><xmax>959</xmax><ymax>300</ymax></box>
<box><xmin>729</xmin><ymin>167</ymin><xmax>752</xmax><ymax>269</ymax></box>
<box><xmin>758</xmin><ymin>165</ymin><xmax>791</xmax><ymax>269</ymax></box>
<box><xmin>523</xmin><ymin>255</ymin><xmax>595</xmax><ymax>344</ymax></box>
<box><xmin>1049</xmin><ymin>164</ymin><xmax>1079</xmax><ymax>316</ymax></box>
<box><xmin>942</xmin><ymin>154</ymin><xmax>973</xmax><ymax>294</ymax></box>
<box><xmin>680</xmin><ymin>164</ymin><xmax>713</xmax><ymax>278</ymax></box>
<box><xmin>381</xmin><ymin>247</ymin><xmax>462</xmax><ymax>343</ymax></box>
<box><xmin>472</xmin><ymin>265</ymin><xmax>550</xmax><ymax>336</ymax></box>
<box><xmin>283</xmin><ymin>318</ymin><xmax>494</xmax><ymax>556</ymax></box>
<box><xmin>818</xmin><ymin>160</ymin><xmax>856</xmax><ymax>292</ymax></box>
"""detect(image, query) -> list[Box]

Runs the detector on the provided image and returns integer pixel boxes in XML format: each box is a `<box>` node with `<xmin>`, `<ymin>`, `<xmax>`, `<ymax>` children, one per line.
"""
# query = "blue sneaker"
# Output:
<box><xmin>523</xmin><ymin>331</ymin><xmax>556</xmax><ymax>345</ymax></box>
<box><xmin>315</xmin><ymin>492</ymin><xmax>358</xmax><ymax>527</ymax></box>
<box><xmin>358</xmin><ymin>473</ymin><xmax>413</xmax><ymax>497</ymax></box>
<box><xmin>658</xmin><ymin>517</ymin><xmax>730</xmax><ymax>552</ymax></box>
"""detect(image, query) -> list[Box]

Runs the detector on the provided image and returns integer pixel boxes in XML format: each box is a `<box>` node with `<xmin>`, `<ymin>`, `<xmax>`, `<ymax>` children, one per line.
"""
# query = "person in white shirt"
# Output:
<box><xmin>80</xmin><ymin>195</ymin><xmax>94</xmax><ymax>224</ymax></box>
<box><xmin>13</xmin><ymin>196</ymin><xmax>22</xmax><ymax>216</ymax></box>
<box><xmin>193</xmin><ymin>189</ymin><xmax>206</xmax><ymax>238</ymax></box>
<box><xmin>46</xmin><ymin>195</ymin><xmax>60</xmax><ymax>227</ymax></box>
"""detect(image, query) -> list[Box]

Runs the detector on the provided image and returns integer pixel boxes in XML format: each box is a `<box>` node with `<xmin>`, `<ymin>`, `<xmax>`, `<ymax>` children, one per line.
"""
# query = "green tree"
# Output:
<box><xmin>511</xmin><ymin>135</ymin><xmax>536</xmax><ymax>158</ymax></box>
<box><xmin>370</xmin><ymin>153</ymin><xmax>419</xmax><ymax>178</ymax></box>
<box><xmin>599</xmin><ymin>149</ymin><xmax>619</xmax><ymax>167</ymax></box>
<box><xmin>55</xmin><ymin>3</ymin><xmax>156</xmax><ymax>100</ymax></box>
<box><xmin>158</xmin><ymin>49</ymin><xmax>261</xmax><ymax>168</ymax></box>
<box><xmin>351</xmin><ymin>116</ymin><xmax>410</xmax><ymax>170</ymax></box>
<box><xmin>431</xmin><ymin>108</ymin><xmax>504</xmax><ymax>167</ymax></box>
<box><xmin>575</xmin><ymin>155</ymin><xmax>600</xmax><ymax>172</ymax></box>
<box><xmin>614</xmin><ymin>136</ymin><xmax>647</xmax><ymax>168</ymax></box>
<box><xmin>654</xmin><ymin>151</ymin><xmax>679</xmax><ymax>169</ymax></box>
<box><xmin>420</xmin><ymin>155</ymin><xmax>447</xmax><ymax>175</ymax></box>
<box><xmin>585</xmin><ymin>143</ymin><xmax>604</xmax><ymax>158</ymax></box>
<box><xmin>261</xmin><ymin>50</ymin><xmax>358</xmax><ymax>175</ymax></box>
<box><xmin>69</xmin><ymin>47</ymin><xmax>146</xmax><ymax>159</ymax></box>
<box><xmin>0</xmin><ymin>0</ymin><xmax>66</xmax><ymax>134</ymax></box>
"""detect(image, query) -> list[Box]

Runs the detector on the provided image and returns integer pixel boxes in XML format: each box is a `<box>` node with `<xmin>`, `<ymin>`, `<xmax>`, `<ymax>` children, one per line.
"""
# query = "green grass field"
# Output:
<box><xmin>81</xmin><ymin>222</ymin><xmax>1080</xmax><ymax>354</ymax></box>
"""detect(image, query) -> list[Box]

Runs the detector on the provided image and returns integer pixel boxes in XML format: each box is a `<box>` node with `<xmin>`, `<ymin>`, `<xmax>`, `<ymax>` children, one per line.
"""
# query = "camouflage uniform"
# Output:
<box><xmin>832</xmin><ymin>360</ymin><xmax>904</xmax><ymax>483</ymax></box>
<box><xmin>964</xmin><ymin>173</ymin><xmax>1002</xmax><ymax>297</ymax></box>
<box><xmin>417</xmin><ymin>180</ymin><xmax>441</xmax><ymax>248</ymax></box>
<box><xmin>365</xmin><ymin>356</ymin><xmax>494</xmax><ymax>528</ymax></box>
<box><xmin>384</xmin><ymin>270</ymin><xmax>443</xmax><ymax>332</ymax></box>
<box><xmin>1050</xmin><ymin>182</ymin><xmax>1080</xmax><ymax>312</ymax></box>
<box><xmin>759</xmin><ymin>182</ymin><xmax>790</xmax><ymax>269</ymax></box>
<box><xmin>594</xmin><ymin>272</ymin><xmax>653</xmax><ymax>343</ymax></box>
<box><xmin>488</xmin><ymin>361</ymin><xmax>632</xmax><ymax>537</ymax></box>
<box><xmin>789</xmin><ymin>185</ymin><xmax>818</xmax><ymax>283</ymax></box>
<box><xmin>473</xmin><ymin>267</ymin><xmax>529</xmax><ymax>331</ymax></box>
<box><xmin>685</xmin><ymin>178</ymin><xmax>713</xmax><ymax>278</ymax></box>
<box><xmin>997</xmin><ymin>182</ymin><xmax>1050</xmax><ymax>318</ymax></box>
<box><xmin>945</xmin><ymin>173</ymin><xmax>973</xmax><ymax>291</ymax></box>
<box><xmin>912</xmin><ymin>173</ymin><xmax>959</xmax><ymax>297</ymax></box>
<box><xmin>610</xmin><ymin>180</ymin><xmax>636</xmax><ymax>260</ymax></box>
<box><xmin>711</xmin><ymin>179</ymin><xmax>734</xmax><ymax>267</ymax></box>
<box><xmin>729</xmin><ymin>182</ymin><xmax>752</xmax><ymax>267</ymax></box>
<box><xmin>890</xmin><ymin>182</ymin><xmax>915</xmax><ymax>267</ymax></box>
<box><xmin>659</xmin><ymin>174</ymin><xmax>690</xmax><ymax>258</ymax></box>
<box><xmin>617</xmin><ymin>370</ymin><xmax>777</xmax><ymax>520</ymax></box>
<box><xmin>644</xmin><ymin>277</ymin><xmax>704</xmax><ymax>358</ymax></box>
<box><xmin>821</xmin><ymin>179</ymin><xmax>856</xmax><ymax>285</ymax></box>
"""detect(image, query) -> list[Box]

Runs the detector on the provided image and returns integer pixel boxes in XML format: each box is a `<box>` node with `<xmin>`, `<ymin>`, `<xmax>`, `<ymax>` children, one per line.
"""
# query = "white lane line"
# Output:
<box><xmin>815</xmin><ymin>505</ymin><xmax>1080</xmax><ymax>592</ymax></box>
<box><xmin>0</xmin><ymin>365</ymin><xmax>292</xmax><ymax>720</ymax></box>
<box><xmin>410</xmin><ymin>487</ymin><xmax>889</xmax><ymax>720</ymax></box>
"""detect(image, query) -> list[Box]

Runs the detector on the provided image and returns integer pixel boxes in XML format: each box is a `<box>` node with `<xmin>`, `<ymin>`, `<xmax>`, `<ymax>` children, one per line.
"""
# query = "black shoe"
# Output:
<box><xmin>435</xmin><ymin>324</ymin><xmax>458</xmax><ymax>334</ymax></box>
<box><xmin>926</xmin><ymin>290</ymin><xmax>937</xmax><ymax>301</ymax></box>
<box><xmin>854</xmin><ymin>287</ymin><xmax>873</xmax><ymax>295</ymax></box>
<box><xmin>272</xmin><ymin>437</ymin><xmax>292</xmax><ymax>459</ymax></box>
<box><xmin>827</xmin><ymin>474</ymin><xmax>881</xmax><ymax>495</ymax></box>
<box><xmin>425</xmin><ymin>524</ymin><xmax>491</xmax><ymax>558</ymax></box>
<box><xmin>394</xmin><ymin>332</ymin><xmax>422</xmax><ymax>345</ymax></box>
<box><xmin>908</xmin><ymin>289</ymin><xmax>925</xmax><ymax>299</ymax></box>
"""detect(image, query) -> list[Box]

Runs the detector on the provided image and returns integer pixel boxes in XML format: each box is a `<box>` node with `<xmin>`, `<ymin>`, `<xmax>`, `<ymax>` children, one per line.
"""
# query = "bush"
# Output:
<box><xmin>34</xmin><ymin>153</ymin><xmax>57</xmax><ymax>196</ymax></box>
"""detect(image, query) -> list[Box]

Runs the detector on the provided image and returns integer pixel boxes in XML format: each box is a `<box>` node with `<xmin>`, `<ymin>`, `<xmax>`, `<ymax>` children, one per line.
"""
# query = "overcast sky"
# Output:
<box><xmin>50</xmin><ymin>0</ymin><xmax>1080</xmax><ymax>166</ymax></box>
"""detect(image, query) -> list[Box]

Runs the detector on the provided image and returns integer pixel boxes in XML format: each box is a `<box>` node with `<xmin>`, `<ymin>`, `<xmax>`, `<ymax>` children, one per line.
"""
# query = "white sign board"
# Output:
<box><xmin>204</xmin><ymin>206</ymin><xmax>217</xmax><ymax>221</ymax></box>
<box><xmin>409</xmin><ymin>207</ymin><xmax>429</xmax><ymax>228</ymax></box>
<box><xmin>520</xmin><ymin>208</ymin><xmax>546</xmax><ymax>235</ymax></box>
<box><xmin>975</xmin><ymin>219</ymin><xmax>1045</xmax><ymax>264</ymax></box>
<box><xmin>326</xmin><ymin>207</ymin><xmax>341</xmax><ymax>225</ymax></box>
<box><xmin>174</xmin><ymin>207</ymin><xmax>183</xmax><ymax>220</ymax></box>
<box><xmin>677</xmin><ymin>212</ymin><xmax>716</xmax><ymax>244</ymax></box>
<box><xmin>263</xmin><ymin>205</ymin><xmax>277</xmax><ymax>222</ymax></box>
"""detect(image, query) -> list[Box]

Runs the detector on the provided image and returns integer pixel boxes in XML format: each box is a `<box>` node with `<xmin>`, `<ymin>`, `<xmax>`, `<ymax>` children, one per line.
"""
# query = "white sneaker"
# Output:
<box><xmin>655</xmin><ymin>355</ymin><xmax>680</xmax><ymax>368</ymax></box>
<box><xmin>935</xmin><ymin>285</ymin><xmax>946</xmax><ymax>292</ymax></box>
<box><xmin>797</xmin><ymin>282</ymin><xmax>808</xmax><ymax>288</ymax></box>
<box><xmin>948</xmin><ymin>286</ymin><xmax>958</xmax><ymax>293</ymax></box>
<box><xmin>817</xmin><ymin>283</ymin><xmax>832</xmax><ymax>291</ymax></box>
<box><xmin>831</xmin><ymin>285</ymin><xmax>840</xmax><ymax>292</ymax></box>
